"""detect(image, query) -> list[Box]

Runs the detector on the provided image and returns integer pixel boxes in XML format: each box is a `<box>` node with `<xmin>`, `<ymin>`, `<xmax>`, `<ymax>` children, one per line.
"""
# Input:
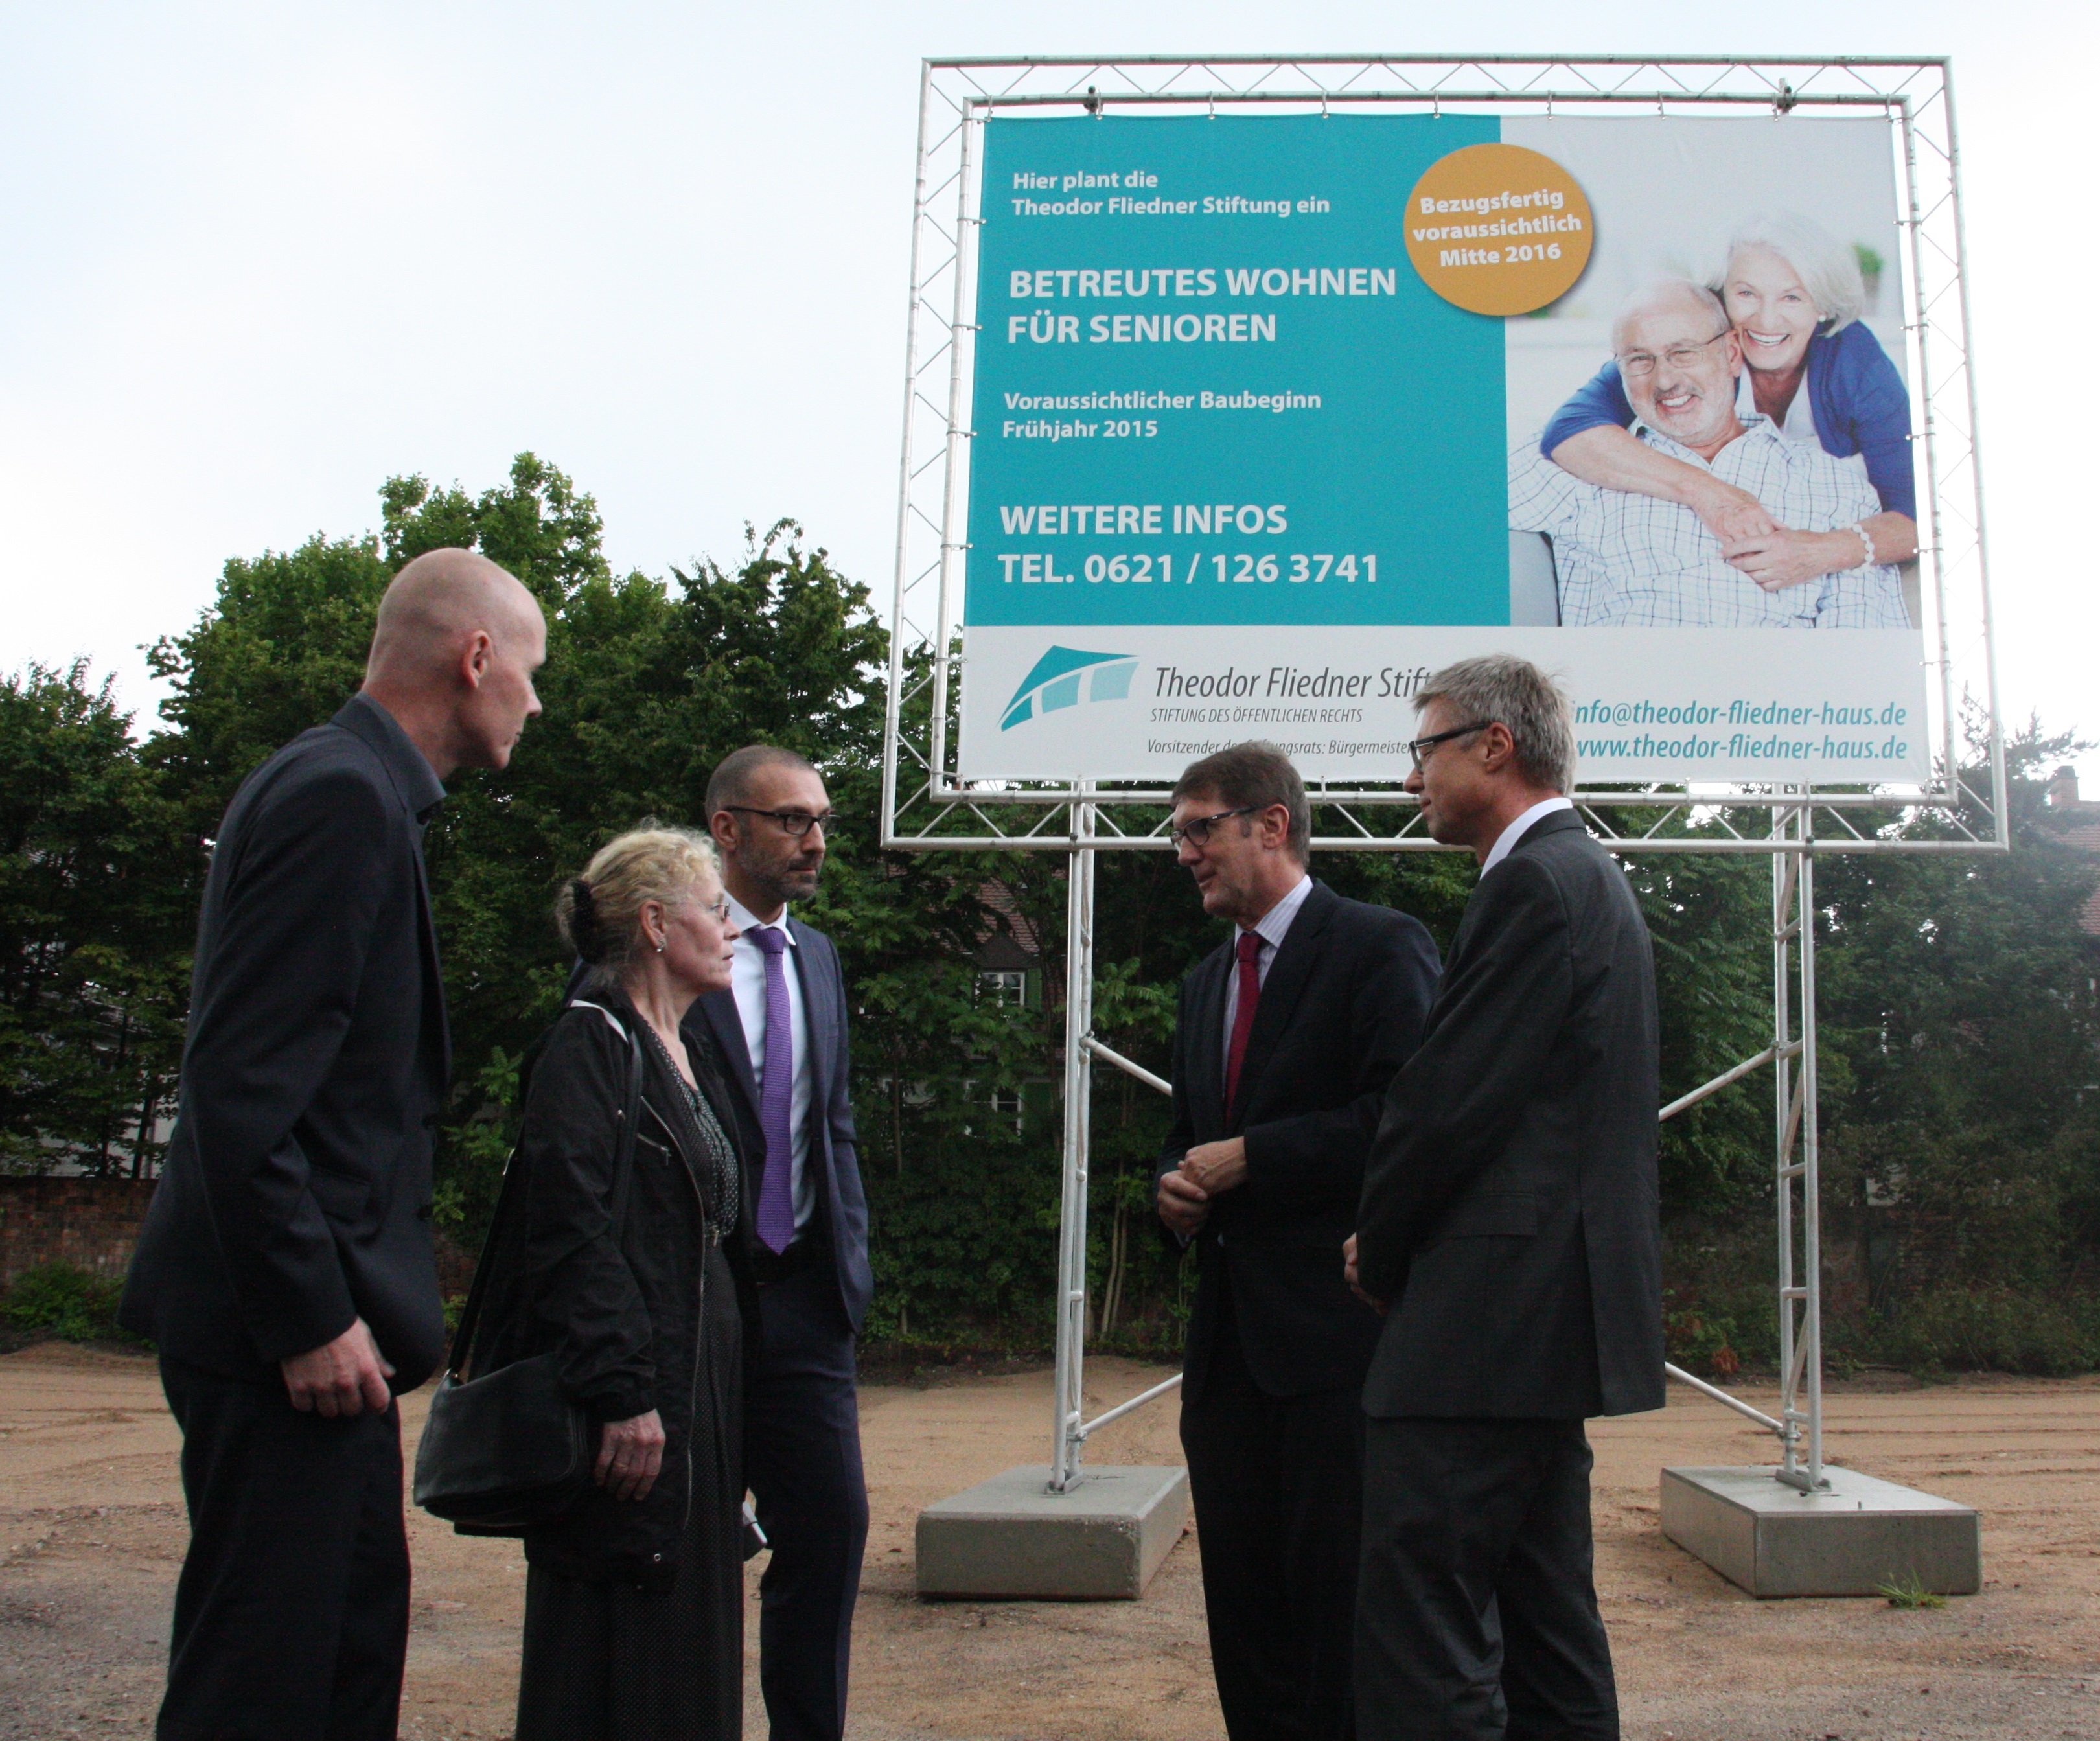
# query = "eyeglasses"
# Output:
<box><xmin>1405</xmin><ymin>721</ymin><xmax>1493</xmax><ymax>770</ymax></box>
<box><xmin>723</xmin><ymin>805</ymin><xmax>840</xmax><ymax>839</ymax></box>
<box><xmin>1614</xmin><ymin>325</ymin><xmax>1732</xmax><ymax>379</ymax></box>
<box><xmin>1168</xmin><ymin>805</ymin><xmax>1257</xmax><ymax>847</ymax></box>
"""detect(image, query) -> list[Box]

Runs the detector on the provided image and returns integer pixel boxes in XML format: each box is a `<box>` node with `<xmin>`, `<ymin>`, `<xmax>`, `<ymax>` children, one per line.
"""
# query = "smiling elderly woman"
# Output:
<box><xmin>470</xmin><ymin>823</ymin><xmax>750</xmax><ymax>1741</ymax></box>
<box><xmin>1540</xmin><ymin>209</ymin><xmax>1917</xmax><ymax>589</ymax></box>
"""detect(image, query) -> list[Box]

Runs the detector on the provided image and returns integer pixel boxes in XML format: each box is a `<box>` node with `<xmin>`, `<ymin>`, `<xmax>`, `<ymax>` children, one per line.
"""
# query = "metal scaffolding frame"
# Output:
<box><xmin>880</xmin><ymin>55</ymin><xmax>2005</xmax><ymax>1499</ymax></box>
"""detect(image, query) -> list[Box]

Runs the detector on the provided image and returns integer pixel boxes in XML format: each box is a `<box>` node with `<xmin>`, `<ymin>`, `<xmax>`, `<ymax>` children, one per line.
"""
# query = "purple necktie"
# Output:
<box><xmin>752</xmin><ymin>926</ymin><xmax>796</xmax><ymax>1254</ymax></box>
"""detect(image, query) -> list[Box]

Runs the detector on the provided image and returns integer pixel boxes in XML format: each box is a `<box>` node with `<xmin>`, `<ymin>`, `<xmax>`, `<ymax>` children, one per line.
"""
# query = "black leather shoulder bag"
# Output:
<box><xmin>412</xmin><ymin>1006</ymin><xmax>644</xmax><ymax>1533</ymax></box>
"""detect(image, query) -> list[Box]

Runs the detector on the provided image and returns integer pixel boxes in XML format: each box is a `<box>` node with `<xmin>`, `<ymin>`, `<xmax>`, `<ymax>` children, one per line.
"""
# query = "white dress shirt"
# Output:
<box><xmin>726</xmin><ymin>892</ymin><xmax>816</xmax><ymax>1235</ymax></box>
<box><xmin>1481</xmin><ymin>796</ymin><xmax>1576</xmax><ymax>878</ymax></box>
<box><xmin>1221</xmin><ymin>871</ymin><xmax>1314</xmax><ymax>1061</ymax></box>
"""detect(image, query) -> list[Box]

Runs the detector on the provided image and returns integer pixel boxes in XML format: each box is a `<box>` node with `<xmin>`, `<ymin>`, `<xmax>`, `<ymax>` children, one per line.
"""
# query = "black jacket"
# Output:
<box><xmin>474</xmin><ymin>987</ymin><xmax>750</xmax><ymax>1589</ymax></box>
<box><xmin>1158</xmin><ymin>880</ymin><xmax>1442</xmax><ymax>1402</ymax></box>
<box><xmin>1357</xmin><ymin>811</ymin><xmax>1665</xmax><ymax>1421</ymax></box>
<box><xmin>685</xmin><ymin>914</ymin><xmax>871</xmax><ymax>1330</ymax></box>
<box><xmin>120</xmin><ymin>694</ymin><xmax>450</xmax><ymax>1387</ymax></box>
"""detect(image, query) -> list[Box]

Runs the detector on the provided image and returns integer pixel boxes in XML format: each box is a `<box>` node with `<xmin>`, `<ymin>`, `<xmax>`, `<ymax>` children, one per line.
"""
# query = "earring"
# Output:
<box><xmin>655</xmin><ymin>938</ymin><xmax>666</xmax><ymax>953</ymax></box>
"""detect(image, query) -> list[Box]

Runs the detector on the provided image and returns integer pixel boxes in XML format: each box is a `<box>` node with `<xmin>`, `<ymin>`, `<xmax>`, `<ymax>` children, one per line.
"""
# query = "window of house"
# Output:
<box><xmin>978</xmin><ymin>970</ymin><xmax>1028</xmax><ymax>1005</ymax></box>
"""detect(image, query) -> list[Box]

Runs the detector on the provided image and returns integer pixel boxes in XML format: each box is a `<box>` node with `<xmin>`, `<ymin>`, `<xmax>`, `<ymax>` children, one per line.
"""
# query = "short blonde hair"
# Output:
<box><xmin>555</xmin><ymin>822</ymin><xmax>720</xmax><ymax>971</ymax></box>
<box><xmin>1708</xmin><ymin>211</ymin><xmax>1866</xmax><ymax>334</ymax></box>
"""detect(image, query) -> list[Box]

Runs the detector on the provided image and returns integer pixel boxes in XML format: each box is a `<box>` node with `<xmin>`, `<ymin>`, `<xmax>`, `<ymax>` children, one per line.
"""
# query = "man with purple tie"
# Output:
<box><xmin>689</xmin><ymin>745</ymin><xmax>871</xmax><ymax>1741</ymax></box>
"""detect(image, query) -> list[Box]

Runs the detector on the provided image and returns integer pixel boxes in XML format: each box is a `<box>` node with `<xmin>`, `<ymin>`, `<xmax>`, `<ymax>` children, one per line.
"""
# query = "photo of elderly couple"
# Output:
<box><xmin>1501</xmin><ymin>119</ymin><xmax>1919</xmax><ymax>632</ymax></box>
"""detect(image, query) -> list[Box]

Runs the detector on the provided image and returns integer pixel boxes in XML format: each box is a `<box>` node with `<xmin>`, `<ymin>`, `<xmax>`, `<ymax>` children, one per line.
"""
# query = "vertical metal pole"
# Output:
<box><xmin>1773</xmin><ymin>800</ymin><xmax>1827</xmax><ymax>1493</ymax></box>
<box><xmin>928</xmin><ymin>100</ymin><xmax>977</xmax><ymax>797</ymax></box>
<box><xmin>1050</xmin><ymin>787</ymin><xmax>1096</xmax><ymax>1492</ymax></box>
<box><xmin>1771</xmin><ymin>813</ymin><xmax>1799</xmax><ymax>1485</ymax></box>
<box><xmin>1797</xmin><ymin>840</ymin><xmax>1825</xmax><ymax>1487</ymax></box>
<box><xmin>1940</xmin><ymin>65</ymin><xmax>2009</xmax><ymax>846</ymax></box>
<box><xmin>879</xmin><ymin>60</ymin><xmax>937</xmax><ymax>849</ymax></box>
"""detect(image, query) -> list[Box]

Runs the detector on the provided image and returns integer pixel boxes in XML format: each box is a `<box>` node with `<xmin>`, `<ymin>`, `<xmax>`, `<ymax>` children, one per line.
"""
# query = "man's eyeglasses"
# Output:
<box><xmin>1168</xmin><ymin>805</ymin><xmax>1257</xmax><ymax>847</ymax></box>
<box><xmin>1405</xmin><ymin>721</ymin><xmax>1493</xmax><ymax>770</ymax></box>
<box><xmin>1614</xmin><ymin>325</ymin><xmax>1732</xmax><ymax>379</ymax></box>
<box><xmin>723</xmin><ymin>806</ymin><xmax>840</xmax><ymax>839</ymax></box>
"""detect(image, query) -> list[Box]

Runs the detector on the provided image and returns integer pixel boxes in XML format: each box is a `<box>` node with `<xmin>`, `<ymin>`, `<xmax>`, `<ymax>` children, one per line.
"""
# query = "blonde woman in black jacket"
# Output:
<box><xmin>481</xmin><ymin>824</ymin><xmax>752</xmax><ymax>1740</ymax></box>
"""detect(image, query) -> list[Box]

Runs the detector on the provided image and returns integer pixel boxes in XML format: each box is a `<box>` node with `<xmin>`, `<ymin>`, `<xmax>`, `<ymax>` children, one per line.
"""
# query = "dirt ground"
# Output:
<box><xmin>1</xmin><ymin>1344</ymin><xmax>2095</xmax><ymax>1740</ymax></box>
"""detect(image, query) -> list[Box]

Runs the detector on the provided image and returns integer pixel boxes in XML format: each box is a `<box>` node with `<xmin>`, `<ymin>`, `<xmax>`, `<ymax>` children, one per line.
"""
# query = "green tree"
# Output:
<box><xmin>1814</xmin><ymin>726</ymin><xmax>2100</xmax><ymax>1363</ymax></box>
<box><xmin>0</xmin><ymin>663</ymin><xmax>189</xmax><ymax>1172</ymax></box>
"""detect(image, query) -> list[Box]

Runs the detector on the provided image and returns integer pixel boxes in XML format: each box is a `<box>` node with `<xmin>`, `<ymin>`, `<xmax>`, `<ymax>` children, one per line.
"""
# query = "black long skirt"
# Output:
<box><xmin>515</xmin><ymin>1245</ymin><xmax>744</xmax><ymax>1741</ymax></box>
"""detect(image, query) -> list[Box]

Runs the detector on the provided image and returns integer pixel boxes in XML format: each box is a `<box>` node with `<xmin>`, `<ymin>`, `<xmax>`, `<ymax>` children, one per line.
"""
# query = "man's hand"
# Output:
<box><xmin>595</xmin><ymin>1409</ymin><xmax>665</xmax><ymax>1502</ymax></box>
<box><xmin>1688</xmin><ymin>478</ymin><xmax>1780</xmax><ymax>546</ymax></box>
<box><xmin>1157</xmin><ymin>1169</ymin><xmax>1212</xmax><ymax>1238</ymax></box>
<box><xmin>1343</xmin><ymin>1234</ymin><xmax>1387</xmax><ymax>1316</ymax></box>
<box><xmin>281</xmin><ymin>1317</ymin><xmax>395</xmax><ymax>1418</ymax></box>
<box><xmin>1179</xmin><ymin>1137</ymin><xmax>1248</xmax><ymax>1197</ymax></box>
<box><xmin>1723</xmin><ymin>526</ymin><xmax>1856</xmax><ymax>592</ymax></box>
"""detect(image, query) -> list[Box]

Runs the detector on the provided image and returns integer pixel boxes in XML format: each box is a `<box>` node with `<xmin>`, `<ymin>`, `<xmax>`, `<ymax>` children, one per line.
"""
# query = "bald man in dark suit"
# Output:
<box><xmin>122</xmin><ymin>550</ymin><xmax>546</xmax><ymax>1741</ymax></box>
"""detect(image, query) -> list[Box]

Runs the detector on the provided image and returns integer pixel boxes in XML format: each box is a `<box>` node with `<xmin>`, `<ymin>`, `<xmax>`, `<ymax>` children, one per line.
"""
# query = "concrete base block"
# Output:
<box><xmin>915</xmin><ymin>1464</ymin><xmax>1190</xmax><ymax>1600</ymax></box>
<box><xmin>1661</xmin><ymin>1465</ymin><xmax>1980</xmax><ymax>1598</ymax></box>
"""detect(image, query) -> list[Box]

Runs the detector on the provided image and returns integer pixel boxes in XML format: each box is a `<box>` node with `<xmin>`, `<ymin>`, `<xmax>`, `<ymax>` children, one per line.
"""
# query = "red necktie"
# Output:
<box><xmin>1225</xmin><ymin>929</ymin><xmax>1262</xmax><ymax>1114</ymax></box>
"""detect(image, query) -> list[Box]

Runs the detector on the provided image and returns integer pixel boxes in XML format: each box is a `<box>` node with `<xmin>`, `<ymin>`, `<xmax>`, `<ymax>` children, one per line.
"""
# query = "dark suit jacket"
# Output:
<box><xmin>683</xmin><ymin>914</ymin><xmax>872</xmax><ymax>1333</ymax></box>
<box><xmin>1158</xmin><ymin>880</ymin><xmax>1441</xmax><ymax>1403</ymax></box>
<box><xmin>120</xmin><ymin>694</ymin><xmax>452</xmax><ymax>1390</ymax></box>
<box><xmin>1357</xmin><ymin>810</ymin><xmax>1665</xmax><ymax>1422</ymax></box>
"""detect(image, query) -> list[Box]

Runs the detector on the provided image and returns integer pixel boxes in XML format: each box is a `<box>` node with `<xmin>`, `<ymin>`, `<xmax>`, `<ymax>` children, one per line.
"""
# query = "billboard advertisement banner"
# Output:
<box><xmin>956</xmin><ymin>113</ymin><xmax>1926</xmax><ymax>784</ymax></box>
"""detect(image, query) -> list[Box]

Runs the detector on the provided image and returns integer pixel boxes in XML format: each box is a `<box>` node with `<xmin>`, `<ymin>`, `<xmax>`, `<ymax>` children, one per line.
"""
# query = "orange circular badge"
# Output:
<box><xmin>1404</xmin><ymin>143</ymin><xmax>1593</xmax><ymax>316</ymax></box>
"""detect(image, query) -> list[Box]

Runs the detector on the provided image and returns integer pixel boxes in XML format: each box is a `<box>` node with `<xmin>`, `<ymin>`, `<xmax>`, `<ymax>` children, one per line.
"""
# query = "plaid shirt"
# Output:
<box><xmin>1510</xmin><ymin>415</ymin><xmax>1909</xmax><ymax>628</ymax></box>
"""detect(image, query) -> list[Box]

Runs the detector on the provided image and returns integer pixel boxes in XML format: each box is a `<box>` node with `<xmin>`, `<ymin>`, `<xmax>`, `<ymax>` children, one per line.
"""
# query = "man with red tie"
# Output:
<box><xmin>1157</xmin><ymin>742</ymin><xmax>1442</xmax><ymax>1741</ymax></box>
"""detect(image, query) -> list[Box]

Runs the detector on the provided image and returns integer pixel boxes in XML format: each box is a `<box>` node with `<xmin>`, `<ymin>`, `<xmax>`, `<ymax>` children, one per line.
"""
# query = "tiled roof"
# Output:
<box><xmin>978</xmin><ymin>878</ymin><xmax>1045</xmax><ymax>957</ymax></box>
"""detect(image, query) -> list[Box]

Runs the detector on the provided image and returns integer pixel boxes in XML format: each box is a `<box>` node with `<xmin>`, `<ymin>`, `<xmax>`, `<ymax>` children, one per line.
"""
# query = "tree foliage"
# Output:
<box><xmin>0</xmin><ymin>664</ymin><xmax>189</xmax><ymax>1172</ymax></box>
<box><xmin>5</xmin><ymin>455</ymin><xmax>2096</xmax><ymax>1370</ymax></box>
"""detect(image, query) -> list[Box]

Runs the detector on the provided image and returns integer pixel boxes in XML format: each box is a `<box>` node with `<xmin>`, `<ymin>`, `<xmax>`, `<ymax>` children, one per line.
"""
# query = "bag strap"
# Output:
<box><xmin>449</xmin><ymin>1007</ymin><xmax>645</xmax><ymax>1379</ymax></box>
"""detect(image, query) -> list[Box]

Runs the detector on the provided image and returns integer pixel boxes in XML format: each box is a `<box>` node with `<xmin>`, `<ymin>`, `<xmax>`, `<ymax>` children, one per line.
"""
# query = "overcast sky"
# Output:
<box><xmin>4</xmin><ymin>3</ymin><xmax>2092</xmax><ymax>783</ymax></box>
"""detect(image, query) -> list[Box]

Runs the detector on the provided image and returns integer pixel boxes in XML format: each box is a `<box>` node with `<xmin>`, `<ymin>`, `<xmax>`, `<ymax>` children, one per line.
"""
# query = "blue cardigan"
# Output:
<box><xmin>1538</xmin><ymin>319</ymin><xmax>1917</xmax><ymax>522</ymax></box>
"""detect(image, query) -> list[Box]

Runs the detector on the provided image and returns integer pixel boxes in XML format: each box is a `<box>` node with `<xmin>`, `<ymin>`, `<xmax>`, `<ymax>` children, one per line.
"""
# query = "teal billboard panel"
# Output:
<box><xmin>965</xmin><ymin>115</ymin><xmax>1508</xmax><ymax>628</ymax></box>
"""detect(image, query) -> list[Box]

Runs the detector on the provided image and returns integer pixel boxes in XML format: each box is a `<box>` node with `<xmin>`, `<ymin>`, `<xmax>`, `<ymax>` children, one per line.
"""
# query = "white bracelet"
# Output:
<box><xmin>1851</xmin><ymin>521</ymin><xmax>1876</xmax><ymax>569</ymax></box>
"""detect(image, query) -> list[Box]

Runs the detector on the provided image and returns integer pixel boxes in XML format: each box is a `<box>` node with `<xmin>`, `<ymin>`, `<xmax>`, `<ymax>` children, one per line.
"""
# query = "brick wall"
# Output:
<box><xmin>0</xmin><ymin>1177</ymin><xmax>478</xmax><ymax>1300</ymax></box>
<box><xmin>0</xmin><ymin>1177</ymin><xmax>158</xmax><ymax>1291</ymax></box>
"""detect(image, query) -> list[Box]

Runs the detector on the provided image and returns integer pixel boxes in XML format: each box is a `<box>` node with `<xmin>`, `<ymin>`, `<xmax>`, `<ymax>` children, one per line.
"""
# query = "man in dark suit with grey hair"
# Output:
<box><xmin>1349</xmin><ymin>654</ymin><xmax>1663</xmax><ymax>1741</ymax></box>
<box><xmin>122</xmin><ymin>548</ymin><xmax>546</xmax><ymax>1741</ymax></box>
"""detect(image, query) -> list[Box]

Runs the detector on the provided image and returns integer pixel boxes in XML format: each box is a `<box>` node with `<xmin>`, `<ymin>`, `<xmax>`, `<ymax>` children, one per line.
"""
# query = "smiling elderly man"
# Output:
<box><xmin>1511</xmin><ymin>279</ymin><xmax>1909</xmax><ymax>628</ymax></box>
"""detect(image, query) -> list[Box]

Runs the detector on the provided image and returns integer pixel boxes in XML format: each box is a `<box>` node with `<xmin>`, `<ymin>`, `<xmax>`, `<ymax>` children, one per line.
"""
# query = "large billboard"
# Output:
<box><xmin>956</xmin><ymin>113</ymin><xmax>1927</xmax><ymax>784</ymax></box>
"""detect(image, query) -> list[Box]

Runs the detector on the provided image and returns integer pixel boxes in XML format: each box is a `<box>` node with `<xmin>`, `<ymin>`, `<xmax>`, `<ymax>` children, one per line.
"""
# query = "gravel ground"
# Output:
<box><xmin>2</xmin><ymin>1343</ymin><xmax>2095</xmax><ymax>1739</ymax></box>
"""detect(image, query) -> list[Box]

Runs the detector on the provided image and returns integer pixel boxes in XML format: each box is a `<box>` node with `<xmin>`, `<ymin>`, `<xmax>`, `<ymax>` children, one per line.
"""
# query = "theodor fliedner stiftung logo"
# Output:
<box><xmin>1000</xmin><ymin>646</ymin><xmax>1140</xmax><ymax>731</ymax></box>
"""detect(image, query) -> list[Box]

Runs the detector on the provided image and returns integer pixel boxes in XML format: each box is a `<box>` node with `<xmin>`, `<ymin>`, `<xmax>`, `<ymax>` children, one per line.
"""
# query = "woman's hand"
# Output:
<box><xmin>595</xmin><ymin>1409</ymin><xmax>665</xmax><ymax>1501</ymax></box>
<box><xmin>1722</xmin><ymin>527</ymin><xmax>1860</xmax><ymax>592</ymax></box>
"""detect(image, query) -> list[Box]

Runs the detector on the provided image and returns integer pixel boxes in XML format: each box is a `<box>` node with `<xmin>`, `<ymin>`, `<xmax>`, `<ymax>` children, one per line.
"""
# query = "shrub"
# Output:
<box><xmin>1845</xmin><ymin>1287</ymin><xmax>2099</xmax><ymax>1378</ymax></box>
<box><xmin>0</xmin><ymin>1261</ymin><xmax>140</xmax><ymax>1345</ymax></box>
